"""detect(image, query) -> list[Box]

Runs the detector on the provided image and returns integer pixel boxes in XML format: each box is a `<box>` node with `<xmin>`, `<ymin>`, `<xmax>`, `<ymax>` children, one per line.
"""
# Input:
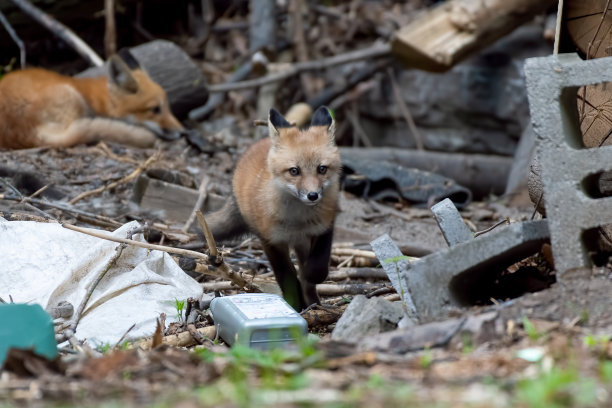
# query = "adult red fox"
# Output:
<box><xmin>206</xmin><ymin>106</ymin><xmax>341</xmax><ymax>310</ymax></box>
<box><xmin>0</xmin><ymin>55</ymin><xmax>183</xmax><ymax>149</ymax></box>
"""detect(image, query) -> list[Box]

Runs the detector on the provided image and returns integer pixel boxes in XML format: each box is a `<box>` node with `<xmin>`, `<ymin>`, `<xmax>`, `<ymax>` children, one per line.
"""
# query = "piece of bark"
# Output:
<box><xmin>391</xmin><ymin>0</ymin><xmax>556</xmax><ymax>72</ymax></box>
<box><xmin>339</xmin><ymin>147</ymin><xmax>513</xmax><ymax>199</ymax></box>
<box><xmin>566</xmin><ymin>0</ymin><xmax>612</xmax><ymax>59</ymax></box>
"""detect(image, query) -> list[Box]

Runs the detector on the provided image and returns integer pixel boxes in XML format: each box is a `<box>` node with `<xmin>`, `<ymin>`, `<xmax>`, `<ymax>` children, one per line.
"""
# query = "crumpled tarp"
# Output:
<box><xmin>0</xmin><ymin>219</ymin><xmax>203</xmax><ymax>346</ymax></box>
<box><xmin>342</xmin><ymin>158</ymin><xmax>472</xmax><ymax>208</ymax></box>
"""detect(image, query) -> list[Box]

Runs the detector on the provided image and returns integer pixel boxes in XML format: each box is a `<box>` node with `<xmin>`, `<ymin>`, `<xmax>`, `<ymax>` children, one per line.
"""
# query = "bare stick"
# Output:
<box><xmin>387</xmin><ymin>67</ymin><xmax>424</xmax><ymax>150</ymax></box>
<box><xmin>195</xmin><ymin>210</ymin><xmax>258</xmax><ymax>290</ymax></box>
<box><xmin>0</xmin><ymin>9</ymin><xmax>25</xmax><ymax>69</ymax></box>
<box><xmin>65</xmin><ymin>236</ymin><xmax>129</xmax><ymax>332</ymax></box>
<box><xmin>182</xmin><ymin>175</ymin><xmax>210</xmax><ymax>233</ymax></box>
<box><xmin>69</xmin><ymin>153</ymin><xmax>159</xmax><ymax>204</ymax></box>
<box><xmin>62</xmin><ymin>221</ymin><xmax>257</xmax><ymax>289</ymax></box>
<box><xmin>137</xmin><ymin>325</ymin><xmax>216</xmax><ymax>350</ymax></box>
<box><xmin>113</xmin><ymin>323</ymin><xmax>135</xmax><ymax>349</ymax></box>
<box><xmin>331</xmin><ymin>248</ymin><xmax>378</xmax><ymax>259</ymax></box>
<box><xmin>104</xmin><ymin>0</ymin><xmax>116</xmax><ymax>57</ymax></box>
<box><xmin>8</xmin><ymin>0</ymin><xmax>104</xmax><ymax>67</ymax></box>
<box><xmin>61</xmin><ymin>222</ymin><xmax>209</xmax><ymax>260</ymax></box>
<box><xmin>291</xmin><ymin>0</ymin><xmax>316</xmax><ymax>99</ymax></box>
<box><xmin>196</xmin><ymin>210</ymin><xmax>219</xmax><ymax>258</ymax></box>
<box><xmin>474</xmin><ymin>217</ymin><xmax>510</xmax><ymax>238</ymax></box>
<box><xmin>207</xmin><ymin>42</ymin><xmax>391</xmax><ymax>93</ymax></box>
<box><xmin>345</xmin><ymin>105</ymin><xmax>373</xmax><ymax>147</ymax></box>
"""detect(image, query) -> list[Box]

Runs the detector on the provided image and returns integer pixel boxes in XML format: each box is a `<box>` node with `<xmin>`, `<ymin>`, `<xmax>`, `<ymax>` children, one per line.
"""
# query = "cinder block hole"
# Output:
<box><xmin>582</xmin><ymin>227</ymin><xmax>612</xmax><ymax>266</ymax></box>
<box><xmin>581</xmin><ymin>171</ymin><xmax>612</xmax><ymax>198</ymax></box>
<box><xmin>577</xmin><ymin>83</ymin><xmax>612</xmax><ymax>148</ymax></box>
<box><xmin>448</xmin><ymin>256</ymin><xmax>555</xmax><ymax>306</ymax></box>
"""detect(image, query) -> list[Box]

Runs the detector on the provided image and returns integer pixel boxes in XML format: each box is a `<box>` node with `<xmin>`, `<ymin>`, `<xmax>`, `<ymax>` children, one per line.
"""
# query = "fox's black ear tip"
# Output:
<box><xmin>311</xmin><ymin>106</ymin><xmax>333</xmax><ymax>127</ymax></box>
<box><xmin>269</xmin><ymin>108</ymin><xmax>292</xmax><ymax>129</ymax></box>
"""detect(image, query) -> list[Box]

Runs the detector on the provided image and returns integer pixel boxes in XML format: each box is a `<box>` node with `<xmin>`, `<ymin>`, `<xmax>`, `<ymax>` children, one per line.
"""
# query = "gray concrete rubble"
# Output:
<box><xmin>371</xmin><ymin>203</ymin><xmax>550</xmax><ymax>321</ymax></box>
<box><xmin>431</xmin><ymin>198</ymin><xmax>473</xmax><ymax>246</ymax></box>
<box><xmin>405</xmin><ymin>219</ymin><xmax>549</xmax><ymax>321</ymax></box>
<box><xmin>525</xmin><ymin>53</ymin><xmax>612</xmax><ymax>275</ymax></box>
<box><xmin>330</xmin><ymin>295</ymin><xmax>405</xmax><ymax>342</ymax></box>
<box><xmin>370</xmin><ymin>234</ymin><xmax>418</xmax><ymax>327</ymax></box>
<box><xmin>359</xmin><ymin>311</ymin><xmax>501</xmax><ymax>354</ymax></box>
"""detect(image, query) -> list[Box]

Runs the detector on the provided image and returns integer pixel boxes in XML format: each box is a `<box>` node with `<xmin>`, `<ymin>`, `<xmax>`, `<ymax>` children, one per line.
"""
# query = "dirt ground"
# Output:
<box><xmin>2</xmin><ymin>133</ymin><xmax>612</xmax><ymax>408</ymax></box>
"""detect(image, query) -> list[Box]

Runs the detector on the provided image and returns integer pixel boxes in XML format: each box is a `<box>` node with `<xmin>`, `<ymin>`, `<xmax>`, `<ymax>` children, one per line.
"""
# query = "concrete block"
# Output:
<box><xmin>404</xmin><ymin>220</ymin><xmax>549</xmax><ymax>321</ymax></box>
<box><xmin>431</xmin><ymin>198</ymin><xmax>473</xmax><ymax>246</ymax></box>
<box><xmin>369</xmin><ymin>234</ymin><xmax>418</xmax><ymax>322</ymax></box>
<box><xmin>525</xmin><ymin>54</ymin><xmax>612</xmax><ymax>274</ymax></box>
<box><xmin>331</xmin><ymin>295</ymin><xmax>404</xmax><ymax>341</ymax></box>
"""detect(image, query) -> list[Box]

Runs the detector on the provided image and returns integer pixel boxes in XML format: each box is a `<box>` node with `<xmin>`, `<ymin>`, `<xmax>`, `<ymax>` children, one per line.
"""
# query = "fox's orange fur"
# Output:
<box><xmin>207</xmin><ymin>107</ymin><xmax>341</xmax><ymax>310</ymax></box>
<box><xmin>0</xmin><ymin>56</ymin><xmax>182</xmax><ymax>149</ymax></box>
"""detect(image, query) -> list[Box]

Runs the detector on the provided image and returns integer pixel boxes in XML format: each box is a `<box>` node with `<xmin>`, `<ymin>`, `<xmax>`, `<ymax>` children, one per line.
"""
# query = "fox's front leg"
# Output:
<box><xmin>262</xmin><ymin>242</ymin><xmax>306</xmax><ymax>311</ymax></box>
<box><xmin>295</xmin><ymin>228</ymin><xmax>334</xmax><ymax>307</ymax></box>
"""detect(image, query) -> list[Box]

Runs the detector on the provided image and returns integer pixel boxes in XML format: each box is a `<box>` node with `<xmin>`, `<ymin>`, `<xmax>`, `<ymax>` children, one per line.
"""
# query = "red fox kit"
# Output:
<box><xmin>0</xmin><ymin>54</ymin><xmax>183</xmax><ymax>149</ymax></box>
<box><xmin>207</xmin><ymin>106</ymin><xmax>341</xmax><ymax>310</ymax></box>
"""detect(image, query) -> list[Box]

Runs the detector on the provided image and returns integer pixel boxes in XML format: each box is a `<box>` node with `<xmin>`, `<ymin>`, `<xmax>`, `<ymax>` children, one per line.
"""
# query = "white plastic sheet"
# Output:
<box><xmin>0</xmin><ymin>219</ymin><xmax>203</xmax><ymax>345</ymax></box>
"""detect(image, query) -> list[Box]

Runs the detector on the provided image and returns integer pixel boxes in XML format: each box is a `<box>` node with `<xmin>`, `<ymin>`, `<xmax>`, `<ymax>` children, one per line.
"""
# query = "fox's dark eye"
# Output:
<box><xmin>150</xmin><ymin>106</ymin><xmax>162</xmax><ymax>114</ymax></box>
<box><xmin>317</xmin><ymin>165</ymin><xmax>328</xmax><ymax>175</ymax></box>
<box><xmin>289</xmin><ymin>167</ymin><xmax>300</xmax><ymax>176</ymax></box>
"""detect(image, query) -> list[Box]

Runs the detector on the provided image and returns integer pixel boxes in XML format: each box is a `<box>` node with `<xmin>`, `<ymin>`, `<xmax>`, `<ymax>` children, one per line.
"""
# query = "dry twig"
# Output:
<box><xmin>69</xmin><ymin>152</ymin><xmax>160</xmax><ymax>204</ymax></box>
<box><xmin>8</xmin><ymin>0</ymin><xmax>104</xmax><ymax>66</ymax></box>
<box><xmin>387</xmin><ymin>67</ymin><xmax>424</xmax><ymax>150</ymax></box>
<box><xmin>104</xmin><ymin>0</ymin><xmax>116</xmax><ymax>57</ymax></box>
<box><xmin>182</xmin><ymin>176</ymin><xmax>211</xmax><ymax>233</ymax></box>
<box><xmin>207</xmin><ymin>42</ymin><xmax>391</xmax><ymax>93</ymax></box>
<box><xmin>0</xmin><ymin>9</ymin><xmax>25</xmax><ymax>69</ymax></box>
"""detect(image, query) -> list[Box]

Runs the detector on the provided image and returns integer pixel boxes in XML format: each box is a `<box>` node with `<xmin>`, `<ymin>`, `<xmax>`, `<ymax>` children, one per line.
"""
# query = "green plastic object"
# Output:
<box><xmin>0</xmin><ymin>303</ymin><xmax>57</xmax><ymax>366</ymax></box>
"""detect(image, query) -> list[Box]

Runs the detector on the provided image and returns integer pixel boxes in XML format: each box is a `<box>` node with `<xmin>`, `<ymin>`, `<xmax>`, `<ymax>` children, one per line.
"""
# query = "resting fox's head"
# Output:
<box><xmin>267</xmin><ymin>106</ymin><xmax>341</xmax><ymax>206</ymax></box>
<box><xmin>107</xmin><ymin>55</ymin><xmax>183</xmax><ymax>139</ymax></box>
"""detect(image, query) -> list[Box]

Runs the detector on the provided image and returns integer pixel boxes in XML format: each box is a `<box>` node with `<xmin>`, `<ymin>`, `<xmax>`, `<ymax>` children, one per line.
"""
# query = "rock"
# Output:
<box><xmin>331</xmin><ymin>295</ymin><xmax>404</xmax><ymax>342</ymax></box>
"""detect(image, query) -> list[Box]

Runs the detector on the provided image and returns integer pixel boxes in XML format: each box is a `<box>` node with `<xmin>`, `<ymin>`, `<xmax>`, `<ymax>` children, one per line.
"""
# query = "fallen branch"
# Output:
<box><xmin>62</xmin><ymin>221</ymin><xmax>258</xmax><ymax>291</ymax></box>
<box><xmin>8</xmin><ymin>0</ymin><xmax>104</xmax><ymax>67</ymax></box>
<box><xmin>327</xmin><ymin>268</ymin><xmax>389</xmax><ymax>281</ymax></box>
<box><xmin>207</xmin><ymin>42</ymin><xmax>391</xmax><ymax>93</ymax></box>
<box><xmin>300</xmin><ymin>305</ymin><xmax>342</xmax><ymax>327</ymax></box>
<box><xmin>137</xmin><ymin>325</ymin><xmax>217</xmax><ymax>350</ymax></box>
<box><xmin>182</xmin><ymin>175</ymin><xmax>211</xmax><ymax>232</ymax></box>
<box><xmin>196</xmin><ymin>210</ymin><xmax>260</xmax><ymax>292</ymax></box>
<box><xmin>387</xmin><ymin>67</ymin><xmax>424</xmax><ymax>150</ymax></box>
<box><xmin>0</xmin><ymin>193</ymin><xmax>122</xmax><ymax>228</ymax></box>
<box><xmin>331</xmin><ymin>248</ymin><xmax>377</xmax><ymax>259</ymax></box>
<box><xmin>0</xmin><ymin>9</ymin><xmax>25</xmax><ymax>69</ymax></box>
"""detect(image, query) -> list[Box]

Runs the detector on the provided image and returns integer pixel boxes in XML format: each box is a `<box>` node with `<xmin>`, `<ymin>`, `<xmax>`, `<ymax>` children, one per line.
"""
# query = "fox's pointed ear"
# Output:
<box><xmin>108</xmin><ymin>55</ymin><xmax>139</xmax><ymax>94</ymax></box>
<box><xmin>311</xmin><ymin>106</ymin><xmax>335</xmax><ymax>141</ymax></box>
<box><xmin>268</xmin><ymin>108</ymin><xmax>292</xmax><ymax>142</ymax></box>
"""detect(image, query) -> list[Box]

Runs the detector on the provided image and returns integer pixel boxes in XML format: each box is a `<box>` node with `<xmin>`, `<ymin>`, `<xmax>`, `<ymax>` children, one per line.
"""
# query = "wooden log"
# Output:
<box><xmin>339</xmin><ymin>147</ymin><xmax>512</xmax><ymax>199</ymax></box>
<box><xmin>391</xmin><ymin>0</ymin><xmax>556</xmax><ymax>72</ymax></box>
<box><xmin>78</xmin><ymin>40</ymin><xmax>208</xmax><ymax>120</ymax></box>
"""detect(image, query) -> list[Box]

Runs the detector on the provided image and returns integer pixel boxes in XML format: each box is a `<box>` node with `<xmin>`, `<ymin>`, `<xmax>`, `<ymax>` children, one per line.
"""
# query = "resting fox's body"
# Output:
<box><xmin>207</xmin><ymin>107</ymin><xmax>341</xmax><ymax>310</ymax></box>
<box><xmin>0</xmin><ymin>55</ymin><xmax>182</xmax><ymax>149</ymax></box>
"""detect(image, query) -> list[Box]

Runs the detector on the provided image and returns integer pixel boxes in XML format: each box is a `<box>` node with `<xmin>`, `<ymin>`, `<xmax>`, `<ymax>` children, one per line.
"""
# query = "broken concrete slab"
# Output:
<box><xmin>331</xmin><ymin>295</ymin><xmax>404</xmax><ymax>342</ymax></box>
<box><xmin>525</xmin><ymin>53</ymin><xmax>612</xmax><ymax>275</ymax></box>
<box><xmin>431</xmin><ymin>198</ymin><xmax>473</xmax><ymax>246</ymax></box>
<box><xmin>409</xmin><ymin>220</ymin><xmax>549</xmax><ymax>320</ymax></box>
<box><xmin>360</xmin><ymin>311</ymin><xmax>501</xmax><ymax>354</ymax></box>
<box><xmin>369</xmin><ymin>234</ymin><xmax>418</xmax><ymax>324</ymax></box>
<box><xmin>371</xmin><ymin>220</ymin><xmax>549</xmax><ymax>322</ymax></box>
<box><xmin>359</xmin><ymin>316</ymin><xmax>466</xmax><ymax>353</ymax></box>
